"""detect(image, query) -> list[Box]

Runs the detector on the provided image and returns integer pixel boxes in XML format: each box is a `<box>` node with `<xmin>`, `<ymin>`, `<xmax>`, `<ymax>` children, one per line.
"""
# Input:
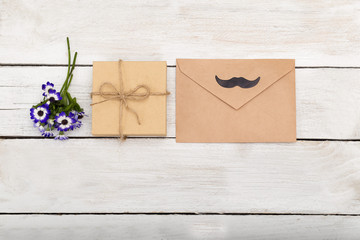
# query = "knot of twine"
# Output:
<box><xmin>91</xmin><ymin>60</ymin><xmax>169</xmax><ymax>140</ymax></box>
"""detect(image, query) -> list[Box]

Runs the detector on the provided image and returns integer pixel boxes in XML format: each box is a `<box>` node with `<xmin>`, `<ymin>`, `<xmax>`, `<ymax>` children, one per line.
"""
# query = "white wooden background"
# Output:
<box><xmin>1</xmin><ymin>0</ymin><xmax>360</xmax><ymax>239</ymax></box>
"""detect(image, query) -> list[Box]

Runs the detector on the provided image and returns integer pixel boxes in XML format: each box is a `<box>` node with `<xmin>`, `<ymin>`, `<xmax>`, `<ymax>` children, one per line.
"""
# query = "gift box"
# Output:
<box><xmin>91</xmin><ymin>60</ymin><xmax>168</xmax><ymax>138</ymax></box>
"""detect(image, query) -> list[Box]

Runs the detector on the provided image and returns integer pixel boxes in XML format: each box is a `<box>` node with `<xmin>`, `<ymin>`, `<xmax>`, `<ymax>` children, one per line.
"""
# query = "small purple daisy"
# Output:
<box><xmin>30</xmin><ymin>105</ymin><xmax>50</xmax><ymax>123</ymax></box>
<box><xmin>33</xmin><ymin>122</ymin><xmax>46</xmax><ymax>133</ymax></box>
<box><xmin>55</xmin><ymin>132</ymin><xmax>68</xmax><ymax>140</ymax></box>
<box><xmin>46</xmin><ymin>89</ymin><xmax>62</xmax><ymax>103</ymax></box>
<box><xmin>42</xmin><ymin>130</ymin><xmax>54</xmax><ymax>138</ymax></box>
<box><xmin>77</xmin><ymin>111</ymin><xmax>87</xmax><ymax>120</ymax></box>
<box><xmin>42</xmin><ymin>81</ymin><xmax>55</xmax><ymax>97</ymax></box>
<box><xmin>72</xmin><ymin>121</ymin><xmax>82</xmax><ymax>129</ymax></box>
<box><xmin>69</xmin><ymin>111</ymin><xmax>86</xmax><ymax>130</ymax></box>
<box><xmin>55</xmin><ymin>112</ymin><xmax>75</xmax><ymax>131</ymax></box>
<box><xmin>47</xmin><ymin>118</ymin><xmax>55</xmax><ymax>127</ymax></box>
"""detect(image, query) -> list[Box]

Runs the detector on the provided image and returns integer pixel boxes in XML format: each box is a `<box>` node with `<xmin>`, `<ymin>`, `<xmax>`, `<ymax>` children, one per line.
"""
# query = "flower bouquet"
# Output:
<box><xmin>30</xmin><ymin>38</ymin><xmax>85</xmax><ymax>140</ymax></box>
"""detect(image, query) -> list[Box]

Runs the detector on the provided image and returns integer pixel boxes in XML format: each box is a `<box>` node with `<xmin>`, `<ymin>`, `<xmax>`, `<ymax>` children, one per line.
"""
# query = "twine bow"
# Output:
<box><xmin>91</xmin><ymin>60</ymin><xmax>169</xmax><ymax>140</ymax></box>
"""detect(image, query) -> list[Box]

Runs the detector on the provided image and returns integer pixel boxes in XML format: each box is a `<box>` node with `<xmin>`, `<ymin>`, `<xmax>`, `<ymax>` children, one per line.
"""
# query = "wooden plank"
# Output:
<box><xmin>0</xmin><ymin>0</ymin><xmax>359</xmax><ymax>66</ymax></box>
<box><xmin>0</xmin><ymin>67</ymin><xmax>359</xmax><ymax>139</ymax></box>
<box><xmin>1</xmin><ymin>215</ymin><xmax>360</xmax><ymax>240</ymax></box>
<box><xmin>1</xmin><ymin>139</ymin><xmax>360</xmax><ymax>213</ymax></box>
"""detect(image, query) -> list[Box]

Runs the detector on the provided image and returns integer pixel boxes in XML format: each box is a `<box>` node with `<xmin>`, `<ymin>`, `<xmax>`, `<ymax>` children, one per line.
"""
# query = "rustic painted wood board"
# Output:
<box><xmin>0</xmin><ymin>67</ymin><xmax>360</xmax><ymax>139</ymax></box>
<box><xmin>1</xmin><ymin>215</ymin><xmax>360</xmax><ymax>240</ymax></box>
<box><xmin>0</xmin><ymin>0</ymin><xmax>359</xmax><ymax>66</ymax></box>
<box><xmin>1</xmin><ymin>139</ymin><xmax>360</xmax><ymax>214</ymax></box>
<box><xmin>1</xmin><ymin>0</ymin><xmax>360</xmax><ymax>238</ymax></box>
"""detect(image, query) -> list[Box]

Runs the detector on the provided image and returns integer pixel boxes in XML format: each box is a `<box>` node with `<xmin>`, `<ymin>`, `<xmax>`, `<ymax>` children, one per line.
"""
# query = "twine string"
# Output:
<box><xmin>91</xmin><ymin>60</ymin><xmax>169</xmax><ymax>140</ymax></box>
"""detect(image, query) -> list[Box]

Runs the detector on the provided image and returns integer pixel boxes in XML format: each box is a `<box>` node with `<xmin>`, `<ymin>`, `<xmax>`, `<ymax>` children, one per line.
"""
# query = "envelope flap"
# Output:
<box><xmin>177</xmin><ymin>59</ymin><xmax>295</xmax><ymax>110</ymax></box>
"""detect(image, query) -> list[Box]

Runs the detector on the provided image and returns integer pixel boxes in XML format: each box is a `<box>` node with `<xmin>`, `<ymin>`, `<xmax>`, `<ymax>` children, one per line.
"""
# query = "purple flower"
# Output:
<box><xmin>33</xmin><ymin>122</ymin><xmax>46</xmax><ymax>133</ymax></box>
<box><xmin>72</xmin><ymin>121</ymin><xmax>82</xmax><ymax>129</ymax></box>
<box><xmin>38</xmin><ymin>124</ymin><xmax>46</xmax><ymax>133</ymax></box>
<box><xmin>42</xmin><ymin>81</ymin><xmax>55</xmax><ymax>96</ymax></box>
<box><xmin>42</xmin><ymin>130</ymin><xmax>54</xmax><ymax>138</ymax></box>
<box><xmin>55</xmin><ymin>132</ymin><xmax>68</xmax><ymax>140</ymax></box>
<box><xmin>47</xmin><ymin>118</ymin><xmax>55</xmax><ymax>127</ymax></box>
<box><xmin>55</xmin><ymin>112</ymin><xmax>75</xmax><ymax>131</ymax></box>
<box><xmin>77</xmin><ymin>111</ymin><xmax>87</xmax><ymax>120</ymax></box>
<box><xmin>30</xmin><ymin>105</ymin><xmax>50</xmax><ymax>123</ymax></box>
<box><xmin>46</xmin><ymin>89</ymin><xmax>62</xmax><ymax>103</ymax></box>
<box><xmin>69</xmin><ymin>111</ymin><xmax>86</xmax><ymax>130</ymax></box>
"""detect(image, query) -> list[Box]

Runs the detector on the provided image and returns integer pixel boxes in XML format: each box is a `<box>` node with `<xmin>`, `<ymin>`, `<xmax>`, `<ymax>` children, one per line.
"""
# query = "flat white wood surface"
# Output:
<box><xmin>1</xmin><ymin>215</ymin><xmax>360</xmax><ymax>240</ymax></box>
<box><xmin>1</xmin><ymin>0</ymin><xmax>360</xmax><ymax>239</ymax></box>
<box><xmin>1</xmin><ymin>139</ymin><xmax>360</xmax><ymax>214</ymax></box>
<box><xmin>1</xmin><ymin>0</ymin><xmax>360</xmax><ymax>66</ymax></box>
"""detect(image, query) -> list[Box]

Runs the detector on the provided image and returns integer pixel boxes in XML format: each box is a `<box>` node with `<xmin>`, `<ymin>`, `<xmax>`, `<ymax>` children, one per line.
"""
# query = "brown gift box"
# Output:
<box><xmin>92</xmin><ymin>61</ymin><xmax>168</xmax><ymax>137</ymax></box>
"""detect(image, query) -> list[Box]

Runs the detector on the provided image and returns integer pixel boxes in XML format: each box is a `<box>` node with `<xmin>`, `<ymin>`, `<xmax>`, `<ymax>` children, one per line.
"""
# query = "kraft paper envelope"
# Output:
<box><xmin>176</xmin><ymin>59</ymin><xmax>296</xmax><ymax>142</ymax></box>
<box><xmin>92</xmin><ymin>61</ymin><xmax>167</xmax><ymax>136</ymax></box>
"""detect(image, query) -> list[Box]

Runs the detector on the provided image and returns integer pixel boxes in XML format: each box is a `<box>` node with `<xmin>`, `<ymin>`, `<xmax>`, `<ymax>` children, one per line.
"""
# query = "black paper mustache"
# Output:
<box><xmin>215</xmin><ymin>75</ymin><xmax>260</xmax><ymax>89</ymax></box>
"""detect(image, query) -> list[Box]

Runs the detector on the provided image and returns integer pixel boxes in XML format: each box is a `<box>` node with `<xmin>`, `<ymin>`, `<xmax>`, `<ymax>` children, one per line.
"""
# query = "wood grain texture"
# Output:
<box><xmin>0</xmin><ymin>0</ymin><xmax>359</xmax><ymax>66</ymax></box>
<box><xmin>1</xmin><ymin>215</ymin><xmax>360</xmax><ymax>240</ymax></box>
<box><xmin>1</xmin><ymin>0</ymin><xmax>359</xmax><ymax>237</ymax></box>
<box><xmin>1</xmin><ymin>139</ymin><xmax>360</xmax><ymax>214</ymax></box>
<box><xmin>0</xmin><ymin>67</ymin><xmax>359</xmax><ymax>139</ymax></box>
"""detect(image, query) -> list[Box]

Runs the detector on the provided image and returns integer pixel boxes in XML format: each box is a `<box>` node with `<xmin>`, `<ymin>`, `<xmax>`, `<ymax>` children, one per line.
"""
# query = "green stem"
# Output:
<box><xmin>57</xmin><ymin>38</ymin><xmax>78</xmax><ymax>111</ymax></box>
<box><xmin>60</xmin><ymin>37</ymin><xmax>73</xmax><ymax>94</ymax></box>
<box><xmin>33</xmin><ymin>99</ymin><xmax>49</xmax><ymax>108</ymax></box>
<box><xmin>69</xmin><ymin>52</ymin><xmax>77</xmax><ymax>78</ymax></box>
<box><xmin>66</xmin><ymin>74</ymin><xmax>74</xmax><ymax>93</ymax></box>
<box><xmin>61</xmin><ymin>52</ymin><xmax>77</xmax><ymax>95</ymax></box>
<box><xmin>66</xmin><ymin>37</ymin><xmax>71</xmax><ymax>77</ymax></box>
